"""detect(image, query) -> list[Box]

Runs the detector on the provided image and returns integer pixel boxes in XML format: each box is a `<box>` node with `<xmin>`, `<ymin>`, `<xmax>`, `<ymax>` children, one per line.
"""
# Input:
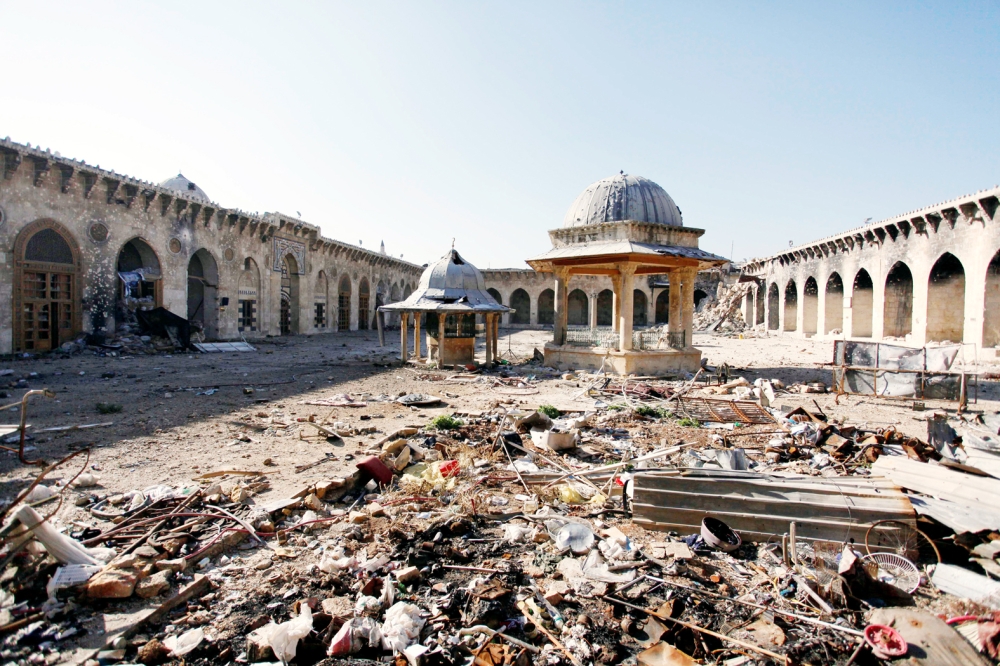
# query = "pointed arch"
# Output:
<box><xmin>568</xmin><ymin>289</ymin><xmax>588</xmax><ymax>326</ymax></box>
<box><xmin>538</xmin><ymin>289</ymin><xmax>555</xmax><ymax>325</ymax></box>
<box><xmin>767</xmin><ymin>283</ymin><xmax>779</xmax><ymax>330</ymax></box>
<box><xmin>13</xmin><ymin>219</ymin><xmax>82</xmax><ymax>351</ymax></box>
<box><xmin>783</xmin><ymin>280</ymin><xmax>797</xmax><ymax>331</ymax></box>
<box><xmin>985</xmin><ymin>250</ymin><xmax>1000</xmax><ymax>348</ymax></box>
<box><xmin>188</xmin><ymin>249</ymin><xmax>220</xmax><ymax>339</ymax></box>
<box><xmin>802</xmin><ymin>277</ymin><xmax>818</xmax><ymax>336</ymax></box>
<box><xmin>358</xmin><ymin>277</ymin><xmax>371</xmax><ymax>330</ymax></box>
<box><xmin>655</xmin><ymin>288</ymin><xmax>669</xmax><ymax>324</ymax></box>
<box><xmin>597</xmin><ymin>289</ymin><xmax>614</xmax><ymax>326</ymax></box>
<box><xmin>338</xmin><ymin>275</ymin><xmax>352</xmax><ymax>331</ymax></box>
<box><xmin>926</xmin><ymin>252</ymin><xmax>965</xmax><ymax>342</ymax></box>
<box><xmin>632</xmin><ymin>289</ymin><xmax>648</xmax><ymax>326</ymax></box>
<box><xmin>851</xmin><ymin>269</ymin><xmax>873</xmax><ymax>337</ymax></box>
<box><xmin>116</xmin><ymin>237</ymin><xmax>162</xmax><ymax>320</ymax></box>
<box><xmin>883</xmin><ymin>262</ymin><xmax>913</xmax><ymax>338</ymax></box>
<box><xmin>510</xmin><ymin>288</ymin><xmax>530</xmax><ymax>325</ymax></box>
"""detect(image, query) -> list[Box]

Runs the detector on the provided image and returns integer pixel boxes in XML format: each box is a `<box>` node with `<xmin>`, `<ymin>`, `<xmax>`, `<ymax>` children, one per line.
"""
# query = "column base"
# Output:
<box><xmin>543</xmin><ymin>343</ymin><xmax>702</xmax><ymax>375</ymax></box>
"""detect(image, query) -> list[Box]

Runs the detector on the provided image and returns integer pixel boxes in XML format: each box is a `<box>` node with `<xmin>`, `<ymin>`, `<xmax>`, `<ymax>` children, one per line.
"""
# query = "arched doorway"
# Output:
<box><xmin>116</xmin><ymin>238</ymin><xmax>162</xmax><ymax>324</ymax></box>
<box><xmin>238</xmin><ymin>258</ymin><xmax>260</xmax><ymax>334</ymax></box>
<box><xmin>315</xmin><ymin>271</ymin><xmax>329</xmax><ymax>329</ymax></box>
<box><xmin>783</xmin><ymin>280</ymin><xmax>797</xmax><ymax>331</ymax></box>
<box><xmin>633</xmin><ymin>289</ymin><xmax>648</xmax><ymax>326</ymax></box>
<box><xmin>985</xmin><ymin>250</ymin><xmax>1000</xmax><ymax>348</ymax></box>
<box><xmin>767</xmin><ymin>283</ymin><xmax>779</xmax><ymax>330</ymax></box>
<box><xmin>538</xmin><ymin>289</ymin><xmax>554</xmax><ymax>325</ymax></box>
<box><xmin>824</xmin><ymin>273</ymin><xmax>843</xmax><ymax>334</ymax></box>
<box><xmin>358</xmin><ymin>278</ymin><xmax>370</xmax><ymax>330</ymax></box>
<box><xmin>694</xmin><ymin>289</ymin><xmax>708</xmax><ymax>311</ymax></box>
<box><xmin>802</xmin><ymin>277</ymin><xmax>818</xmax><ymax>336</ymax></box>
<box><xmin>597</xmin><ymin>289</ymin><xmax>613</xmax><ymax>326</ymax></box>
<box><xmin>568</xmin><ymin>289</ymin><xmax>588</xmax><ymax>326</ymax></box>
<box><xmin>852</xmin><ymin>270</ymin><xmax>873</xmax><ymax>338</ymax></box>
<box><xmin>338</xmin><ymin>276</ymin><xmax>352</xmax><ymax>331</ymax></box>
<box><xmin>279</xmin><ymin>254</ymin><xmax>300</xmax><ymax>335</ymax></box>
<box><xmin>14</xmin><ymin>221</ymin><xmax>81</xmax><ymax>351</ymax></box>
<box><xmin>927</xmin><ymin>253</ymin><xmax>965</xmax><ymax>342</ymax></box>
<box><xmin>510</xmin><ymin>289</ymin><xmax>530</xmax><ymax>325</ymax></box>
<box><xmin>883</xmin><ymin>262</ymin><xmax>913</xmax><ymax>338</ymax></box>
<box><xmin>655</xmin><ymin>289</ymin><xmax>669</xmax><ymax>324</ymax></box>
<box><xmin>188</xmin><ymin>249</ymin><xmax>220</xmax><ymax>340</ymax></box>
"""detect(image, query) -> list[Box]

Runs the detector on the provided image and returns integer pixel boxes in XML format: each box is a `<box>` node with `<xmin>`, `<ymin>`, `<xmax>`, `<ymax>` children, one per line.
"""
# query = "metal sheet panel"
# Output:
<box><xmin>632</xmin><ymin>469</ymin><xmax>914</xmax><ymax>545</ymax></box>
<box><xmin>871</xmin><ymin>456</ymin><xmax>1000</xmax><ymax>513</ymax></box>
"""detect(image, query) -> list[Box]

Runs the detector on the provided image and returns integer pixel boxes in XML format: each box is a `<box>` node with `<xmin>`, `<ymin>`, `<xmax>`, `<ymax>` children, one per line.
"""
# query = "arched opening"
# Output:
<box><xmin>486</xmin><ymin>288</ymin><xmax>502</xmax><ymax>305</ymax></box>
<box><xmin>985</xmin><ymin>251</ymin><xmax>1000</xmax><ymax>348</ymax></box>
<box><xmin>597</xmin><ymin>289</ymin><xmax>614</xmax><ymax>326</ymax></box>
<box><xmin>803</xmin><ymin>277</ymin><xmax>818</xmax><ymax>336</ymax></box>
<box><xmin>238</xmin><ymin>258</ymin><xmax>260</xmax><ymax>334</ymax></box>
<box><xmin>824</xmin><ymin>273</ymin><xmax>843</xmax><ymax>335</ymax></box>
<box><xmin>538</xmin><ymin>289</ymin><xmax>555</xmax><ymax>326</ymax></box>
<box><xmin>567</xmin><ymin>289</ymin><xmax>588</xmax><ymax>326</ymax></box>
<box><xmin>403</xmin><ymin>284</ymin><xmax>413</xmax><ymax>299</ymax></box>
<box><xmin>315</xmin><ymin>271</ymin><xmax>329</xmax><ymax>329</ymax></box>
<box><xmin>188</xmin><ymin>249</ymin><xmax>220</xmax><ymax>340</ymax></box>
<box><xmin>755</xmin><ymin>284</ymin><xmax>765</xmax><ymax>325</ymax></box>
<box><xmin>279</xmin><ymin>254</ymin><xmax>300</xmax><ymax>335</ymax></box>
<box><xmin>883</xmin><ymin>262</ymin><xmax>913</xmax><ymax>338</ymax></box>
<box><xmin>783</xmin><ymin>280</ymin><xmax>797</xmax><ymax>331</ymax></box>
<box><xmin>633</xmin><ymin>289</ymin><xmax>648</xmax><ymax>326</ymax></box>
<box><xmin>767</xmin><ymin>283</ymin><xmax>779</xmax><ymax>330</ymax></box>
<box><xmin>14</xmin><ymin>221</ymin><xmax>81</xmax><ymax>351</ymax></box>
<box><xmin>744</xmin><ymin>289</ymin><xmax>754</xmax><ymax>326</ymax></box>
<box><xmin>655</xmin><ymin>289</ymin><xmax>669</xmax><ymax>324</ymax></box>
<box><xmin>926</xmin><ymin>252</ymin><xmax>965</xmax><ymax>343</ymax></box>
<box><xmin>852</xmin><ymin>270</ymin><xmax>873</xmax><ymax>338</ymax></box>
<box><xmin>694</xmin><ymin>289</ymin><xmax>708</xmax><ymax>311</ymax></box>
<box><xmin>338</xmin><ymin>276</ymin><xmax>352</xmax><ymax>331</ymax></box>
<box><xmin>510</xmin><ymin>289</ymin><xmax>530</xmax><ymax>325</ymax></box>
<box><xmin>116</xmin><ymin>238</ymin><xmax>162</xmax><ymax>326</ymax></box>
<box><xmin>358</xmin><ymin>278</ymin><xmax>370</xmax><ymax>330</ymax></box>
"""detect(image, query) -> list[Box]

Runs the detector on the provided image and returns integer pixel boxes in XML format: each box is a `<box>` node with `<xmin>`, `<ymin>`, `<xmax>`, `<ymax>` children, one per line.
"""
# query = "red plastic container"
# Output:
<box><xmin>356</xmin><ymin>456</ymin><xmax>393</xmax><ymax>485</ymax></box>
<box><xmin>439</xmin><ymin>460</ymin><xmax>460</xmax><ymax>478</ymax></box>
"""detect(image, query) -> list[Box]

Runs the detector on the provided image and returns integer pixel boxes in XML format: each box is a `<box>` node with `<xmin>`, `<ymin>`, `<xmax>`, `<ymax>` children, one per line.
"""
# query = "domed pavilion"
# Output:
<box><xmin>381</xmin><ymin>247</ymin><xmax>509</xmax><ymax>367</ymax></box>
<box><xmin>526</xmin><ymin>173</ymin><xmax>727</xmax><ymax>375</ymax></box>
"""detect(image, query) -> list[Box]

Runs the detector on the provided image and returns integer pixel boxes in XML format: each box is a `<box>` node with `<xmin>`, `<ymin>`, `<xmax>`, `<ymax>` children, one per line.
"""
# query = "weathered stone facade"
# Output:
<box><xmin>480</xmin><ymin>268</ymin><xmax>724</xmax><ymax>328</ymax></box>
<box><xmin>742</xmin><ymin>186</ymin><xmax>1000</xmax><ymax>350</ymax></box>
<box><xmin>0</xmin><ymin>139</ymin><xmax>422</xmax><ymax>353</ymax></box>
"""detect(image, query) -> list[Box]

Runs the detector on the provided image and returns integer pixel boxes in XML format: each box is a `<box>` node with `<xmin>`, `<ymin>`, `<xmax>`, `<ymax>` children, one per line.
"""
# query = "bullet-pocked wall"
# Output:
<box><xmin>742</xmin><ymin>186</ymin><xmax>1000</xmax><ymax>350</ymax></box>
<box><xmin>0</xmin><ymin>139</ymin><xmax>424</xmax><ymax>353</ymax></box>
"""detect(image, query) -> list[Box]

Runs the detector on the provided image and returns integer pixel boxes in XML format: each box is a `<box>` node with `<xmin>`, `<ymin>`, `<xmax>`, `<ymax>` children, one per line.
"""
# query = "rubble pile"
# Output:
<box><xmin>693</xmin><ymin>282</ymin><xmax>752</xmax><ymax>334</ymax></box>
<box><xmin>2</xmin><ymin>362</ymin><xmax>1000</xmax><ymax>665</ymax></box>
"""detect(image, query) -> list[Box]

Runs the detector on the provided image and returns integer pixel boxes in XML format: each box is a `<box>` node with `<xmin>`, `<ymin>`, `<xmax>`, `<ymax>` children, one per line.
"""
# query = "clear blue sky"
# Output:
<box><xmin>1</xmin><ymin>2</ymin><xmax>996</xmax><ymax>268</ymax></box>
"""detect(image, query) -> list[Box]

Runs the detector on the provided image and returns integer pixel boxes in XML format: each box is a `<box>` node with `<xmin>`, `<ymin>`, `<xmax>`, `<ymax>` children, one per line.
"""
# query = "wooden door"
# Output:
<box><xmin>21</xmin><ymin>270</ymin><xmax>74</xmax><ymax>351</ymax></box>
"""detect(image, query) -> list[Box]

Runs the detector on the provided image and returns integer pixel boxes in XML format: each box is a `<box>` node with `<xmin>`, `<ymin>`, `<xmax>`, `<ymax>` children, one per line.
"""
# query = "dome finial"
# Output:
<box><xmin>452</xmin><ymin>237</ymin><xmax>455</xmax><ymax>249</ymax></box>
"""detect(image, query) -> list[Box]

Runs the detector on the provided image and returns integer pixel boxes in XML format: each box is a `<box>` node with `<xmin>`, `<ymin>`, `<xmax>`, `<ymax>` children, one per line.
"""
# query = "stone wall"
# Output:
<box><xmin>0</xmin><ymin>139</ymin><xmax>423</xmax><ymax>353</ymax></box>
<box><xmin>742</xmin><ymin>186</ymin><xmax>1000</xmax><ymax>350</ymax></box>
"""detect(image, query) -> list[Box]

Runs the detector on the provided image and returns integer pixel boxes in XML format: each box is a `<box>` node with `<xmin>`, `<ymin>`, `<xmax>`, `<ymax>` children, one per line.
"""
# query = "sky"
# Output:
<box><xmin>0</xmin><ymin>1</ymin><xmax>997</xmax><ymax>269</ymax></box>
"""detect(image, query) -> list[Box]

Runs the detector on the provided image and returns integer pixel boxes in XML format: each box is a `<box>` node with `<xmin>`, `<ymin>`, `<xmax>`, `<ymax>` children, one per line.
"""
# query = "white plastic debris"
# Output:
<box><xmin>328</xmin><ymin>617</ymin><xmax>383</xmax><ymax>656</ymax></box>
<box><xmin>163</xmin><ymin>627</ymin><xmax>204</xmax><ymax>657</ymax></box>
<box><xmin>250</xmin><ymin>604</ymin><xmax>313</xmax><ymax>661</ymax></box>
<box><xmin>503</xmin><ymin>525</ymin><xmax>530</xmax><ymax>544</ymax></box>
<box><xmin>8</xmin><ymin>505</ymin><xmax>109</xmax><ymax>565</ymax></box>
<box><xmin>46</xmin><ymin>564</ymin><xmax>102</xmax><ymax>599</ymax></box>
<box><xmin>380</xmin><ymin>602</ymin><xmax>426</xmax><ymax>652</ymax></box>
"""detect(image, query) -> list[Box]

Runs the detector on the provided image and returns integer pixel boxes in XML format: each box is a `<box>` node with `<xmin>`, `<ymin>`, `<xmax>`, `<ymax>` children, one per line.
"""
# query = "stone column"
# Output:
<box><xmin>413</xmin><ymin>312</ymin><xmax>422</xmax><ymax>360</ymax></box>
<box><xmin>400</xmin><ymin>312</ymin><xmax>409</xmax><ymax>362</ymax></box>
<box><xmin>553</xmin><ymin>268</ymin><xmax>570</xmax><ymax>346</ymax></box>
<box><xmin>681</xmin><ymin>268</ymin><xmax>696</xmax><ymax>347</ymax></box>
<box><xmin>618</xmin><ymin>264</ymin><xmax>635</xmax><ymax>351</ymax></box>
<box><xmin>589</xmin><ymin>292</ymin><xmax>598</xmax><ymax>330</ymax></box>
<box><xmin>612</xmin><ymin>277</ymin><xmax>621</xmax><ymax>333</ymax></box>
<box><xmin>668</xmin><ymin>270</ymin><xmax>681</xmax><ymax>337</ymax></box>
<box><xmin>484</xmin><ymin>313</ymin><xmax>493</xmax><ymax>365</ymax></box>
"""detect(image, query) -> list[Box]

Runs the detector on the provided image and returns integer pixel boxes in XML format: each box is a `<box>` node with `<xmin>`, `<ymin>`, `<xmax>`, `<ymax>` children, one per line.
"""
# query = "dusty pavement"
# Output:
<box><xmin>2</xmin><ymin>329</ymin><xmax>1000</xmax><ymax>665</ymax></box>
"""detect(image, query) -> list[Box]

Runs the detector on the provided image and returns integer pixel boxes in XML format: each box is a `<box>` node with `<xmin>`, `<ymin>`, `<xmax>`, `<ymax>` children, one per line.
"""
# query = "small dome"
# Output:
<box><xmin>563</xmin><ymin>173</ymin><xmax>682</xmax><ymax>228</ymax></box>
<box><xmin>418</xmin><ymin>249</ymin><xmax>488</xmax><ymax>295</ymax></box>
<box><xmin>159</xmin><ymin>173</ymin><xmax>209</xmax><ymax>201</ymax></box>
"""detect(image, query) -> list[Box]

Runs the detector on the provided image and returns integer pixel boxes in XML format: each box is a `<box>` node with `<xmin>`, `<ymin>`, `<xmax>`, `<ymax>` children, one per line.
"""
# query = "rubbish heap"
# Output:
<box><xmin>2</xmin><ymin>363</ymin><xmax>1000</xmax><ymax>665</ymax></box>
<box><xmin>692</xmin><ymin>282</ymin><xmax>752</xmax><ymax>334</ymax></box>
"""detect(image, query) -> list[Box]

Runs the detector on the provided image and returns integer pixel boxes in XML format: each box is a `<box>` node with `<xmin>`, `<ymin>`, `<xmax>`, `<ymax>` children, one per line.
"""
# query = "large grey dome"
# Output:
<box><xmin>160</xmin><ymin>173</ymin><xmax>210</xmax><ymax>201</ymax></box>
<box><xmin>563</xmin><ymin>173</ymin><xmax>682</xmax><ymax>228</ymax></box>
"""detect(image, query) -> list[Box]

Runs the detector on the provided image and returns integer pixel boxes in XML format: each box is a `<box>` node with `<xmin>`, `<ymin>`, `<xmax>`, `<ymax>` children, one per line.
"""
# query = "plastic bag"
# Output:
<box><xmin>380</xmin><ymin>602</ymin><xmax>425</xmax><ymax>652</ymax></box>
<box><xmin>250</xmin><ymin>604</ymin><xmax>312</xmax><ymax>662</ymax></box>
<box><xmin>163</xmin><ymin>627</ymin><xmax>204</xmax><ymax>657</ymax></box>
<box><xmin>329</xmin><ymin>617</ymin><xmax>383</xmax><ymax>656</ymax></box>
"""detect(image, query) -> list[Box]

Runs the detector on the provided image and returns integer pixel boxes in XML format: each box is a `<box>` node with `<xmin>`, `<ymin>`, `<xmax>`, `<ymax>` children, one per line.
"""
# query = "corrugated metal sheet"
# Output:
<box><xmin>931</xmin><ymin>564</ymin><xmax>1000</xmax><ymax>610</ymax></box>
<box><xmin>871</xmin><ymin>456</ymin><xmax>1000</xmax><ymax>513</ymax></box>
<box><xmin>632</xmin><ymin>468</ymin><xmax>914</xmax><ymax>544</ymax></box>
<box><xmin>908</xmin><ymin>495</ymin><xmax>999</xmax><ymax>533</ymax></box>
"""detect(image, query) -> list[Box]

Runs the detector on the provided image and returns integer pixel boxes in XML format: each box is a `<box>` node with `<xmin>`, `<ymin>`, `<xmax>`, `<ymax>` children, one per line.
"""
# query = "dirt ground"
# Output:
<box><xmin>2</xmin><ymin>329</ymin><xmax>998</xmax><ymax>664</ymax></box>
